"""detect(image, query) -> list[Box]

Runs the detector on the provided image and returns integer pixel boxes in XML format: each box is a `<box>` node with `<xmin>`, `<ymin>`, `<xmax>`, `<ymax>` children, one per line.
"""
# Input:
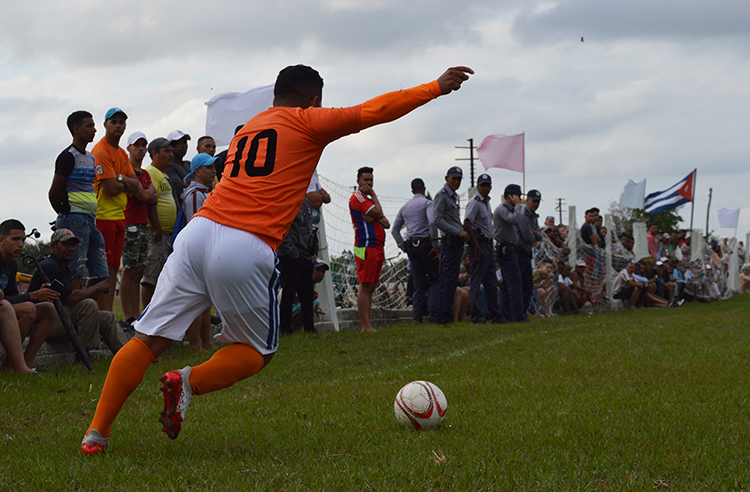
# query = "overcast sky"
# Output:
<box><xmin>1</xmin><ymin>0</ymin><xmax>748</xmax><ymax>241</ymax></box>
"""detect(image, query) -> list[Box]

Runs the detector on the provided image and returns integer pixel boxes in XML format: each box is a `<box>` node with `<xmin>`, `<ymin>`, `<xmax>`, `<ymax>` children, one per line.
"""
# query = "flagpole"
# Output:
<box><xmin>689</xmin><ymin>168</ymin><xmax>696</xmax><ymax>232</ymax></box>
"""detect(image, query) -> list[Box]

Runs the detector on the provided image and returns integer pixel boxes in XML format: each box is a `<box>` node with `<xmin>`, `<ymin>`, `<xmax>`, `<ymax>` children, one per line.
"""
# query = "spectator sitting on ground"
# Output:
<box><xmin>740</xmin><ymin>264</ymin><xmax>750</xmax><ymax>292</ymax></box>
<box><xmin>455</xmin><ymin>254</ymin><xmax>471</xmax><ymax>321</ymax></box>
<box><xmin>0</xmin><ymin>289</ymin><xmax>36</xmax><ymax>373</ymax></box>
<box><xmin>613</xmin><ymin>261</ymin><xmax>646</xmax><ymax>309</ymax></box>
<box><xmin>569</xmin><ymin>260</ymin><xmax>592</xmax><ymax>308</ymax></box>
<box><xmin>181</xmin><ymin>153</ymin><xmax>219</xmax><ymax>350</ymax></box>
<box><xmin>28</xmin><ymin>229</ymin><xmax>127</xmax><ymax>356</ymax></box>
<box><xmin>556</xmin><ymin>263</ymin><xmax>580</xmax><ymax>315</ymax></box>
<box><xmin>0</xmin><ymin>219</ymin><xmax>58</xmax><ymax>371</ymax></box>
<box><xmin>633</xmin><ymin>262</ymin><xmax>669</xmax><ymax>307</ymax></box>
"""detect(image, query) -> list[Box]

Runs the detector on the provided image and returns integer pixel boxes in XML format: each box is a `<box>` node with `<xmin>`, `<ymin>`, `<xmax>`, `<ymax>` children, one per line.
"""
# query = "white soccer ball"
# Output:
<box><xmin>393</xmin><ymin>381</ymin><xmax>447</xmax><ymax>430</ymax></box>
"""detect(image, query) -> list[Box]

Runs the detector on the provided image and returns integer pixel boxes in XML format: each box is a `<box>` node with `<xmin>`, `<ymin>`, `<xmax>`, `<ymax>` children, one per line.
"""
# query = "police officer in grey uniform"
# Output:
<box><xmin>464</xmin><ymin>174</ymin><xmax>504</xmax><ymax>323</ymax></box>
<box><xmin>493</xmin><ymin>183</ymin><xmax>533</xmax><ymax>322</ymax></box>
<box><xmin>392</xmin><ymin>178</ymin><xmax>440</xmax><ymax>323</ymax></box>
<box><xmin>432</xmin><ymin>166</ymin><xmax>467</xmax><ymax>324</ymax></box>
<box><xmin>518</xmin><ymin>189</ymin><xmax>543</xmax><ymax>313</ymax></box>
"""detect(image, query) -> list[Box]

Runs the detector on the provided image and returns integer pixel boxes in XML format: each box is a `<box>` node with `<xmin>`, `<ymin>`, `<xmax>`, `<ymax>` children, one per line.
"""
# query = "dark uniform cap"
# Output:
<box><xmin>410</xmin><ymin>178</ymin><xmax>425</xmax><ymax>190</ymax></box>
<box><xmin>527</xmin><ymin>189</ymin><xmax>542</xmax><ymax>200</ymax></box>
<box><xmin>446</xmin><ymin>166</ymin><xmax>463</xmax><ymax>177</ymax></box>
<box><xmin>477</xmin><ymin>173</ymin><xmax>491</xmax><ymax>185</ymax></box>
<box><xmin>504</xmin><ymin>183</ymin><xmax>522</xmax><ymax>196</ymax></box>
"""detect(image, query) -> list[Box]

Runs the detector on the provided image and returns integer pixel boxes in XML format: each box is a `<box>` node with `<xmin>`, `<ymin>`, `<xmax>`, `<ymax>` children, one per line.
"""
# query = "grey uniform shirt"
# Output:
<box><xmin>432</xmin><ymin>183</ymin><xmax>463</xmax><ymax>237</ymax></box>
<box><xmin>518</xmin><ymin>205</ymin><xmax>542</xmax><ymax>252</ymax></box>
<box><xmin>392</xmin><ymin>194</ymin><xmax>439</xmax><ymax>250</ymax></box>
<box><xmin>493</xmin><ymin>200</ymin><xmax>526</xmax><ymax>247</ymax></box>
<box><xmin>464</xmin><ymin>193</ymin><xmax>493</xmax><ymax>239</ymax></box>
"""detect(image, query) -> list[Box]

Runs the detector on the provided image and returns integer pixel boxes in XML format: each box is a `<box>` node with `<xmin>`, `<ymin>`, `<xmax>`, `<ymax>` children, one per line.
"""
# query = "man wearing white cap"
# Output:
<box><xmin>120</xmin><ymin>132</ymin><xmax>157</xmax><ymax>326</ymax></box>
<box><xmin>165</xmin><ymin>130</ymin><xmax>192</xmax><ymax>208</ymax></box>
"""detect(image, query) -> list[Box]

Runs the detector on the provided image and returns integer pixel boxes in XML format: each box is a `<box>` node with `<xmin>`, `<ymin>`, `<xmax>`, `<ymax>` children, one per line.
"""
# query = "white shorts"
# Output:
<box><xmin>134</xmin><ymin>216</ymin><xmax>280</xmax><ymax>355</ymax></box>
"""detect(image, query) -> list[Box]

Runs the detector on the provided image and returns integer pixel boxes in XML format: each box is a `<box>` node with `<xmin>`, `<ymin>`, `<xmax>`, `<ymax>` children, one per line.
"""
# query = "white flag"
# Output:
<box><xmin>717</xmin><ymin>208</ymin><xmax>740</xmax><ymax>229</ymax></box>
<box><xmin>477</xmin><ymin>133</ymin><xmax>525</xmax><ymax>173</ymax></box>
<box><xmin>619</xmin><ymin>179</ymin><xmax>646</xmax><ymax>209</ymax></box>
<box><xmin>205</xmin><ymin>84</ymin><xmax>274</xmax><ymax>146</ymax></box>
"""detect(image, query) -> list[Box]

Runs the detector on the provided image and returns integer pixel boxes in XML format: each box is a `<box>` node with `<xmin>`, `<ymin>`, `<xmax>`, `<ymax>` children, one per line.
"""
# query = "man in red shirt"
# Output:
<box><xmin>349</xmin><ymin>167</ymin><xmax>389</xmax><ymax>332</ymax></box>
<box><xmin>120</xmin><ymin>132</ymin><xmax>157</xmax><ymax>326</ymax></box>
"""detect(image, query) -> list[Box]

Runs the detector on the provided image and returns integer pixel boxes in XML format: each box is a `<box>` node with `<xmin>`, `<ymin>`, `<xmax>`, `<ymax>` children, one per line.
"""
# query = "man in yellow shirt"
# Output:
<box><xmin>141</xmin><ymin>138</ymin><xmax>177</xmax><ymax>307</ymax></box>
<box><xmin>91</xmin><ymin>108</ymin><xmax>142</xmax><ymax>312</ymax></box>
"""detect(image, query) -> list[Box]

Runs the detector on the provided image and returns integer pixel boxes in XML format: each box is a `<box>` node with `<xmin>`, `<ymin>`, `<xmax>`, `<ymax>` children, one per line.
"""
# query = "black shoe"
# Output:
<box><xmin>210</xmin><ymin>315</ymin><xmax>222</xmax><ymax>325</ymax></box>
<box><xmin>119</xmin><ymin>320</ymin><xmax>134</xmax><ymax>332</ymax></box>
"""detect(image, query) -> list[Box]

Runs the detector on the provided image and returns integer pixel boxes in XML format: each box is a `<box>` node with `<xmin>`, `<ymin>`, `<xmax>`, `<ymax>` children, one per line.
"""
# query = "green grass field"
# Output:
<box><xmin>2</xmin><ymin>296</ymin><xmax>749</xmax><ymax>491</ymax></box>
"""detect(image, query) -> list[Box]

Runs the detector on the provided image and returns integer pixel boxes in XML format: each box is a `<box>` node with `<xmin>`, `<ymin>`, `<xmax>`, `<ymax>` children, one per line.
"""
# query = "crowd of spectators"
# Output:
<box><xmin>0</xmin><ymin>108</ymin><xmax>333</xmax><ymax>373</ymax></box>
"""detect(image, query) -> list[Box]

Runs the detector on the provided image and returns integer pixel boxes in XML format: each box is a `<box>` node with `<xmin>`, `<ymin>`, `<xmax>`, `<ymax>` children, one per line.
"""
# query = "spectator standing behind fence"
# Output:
<box><xmin>28</xmin><ymin>229</ymin><xmax>127</xmax><ymax>356</ymax></box>
<box><xmin>518</xmin><ymin>189</ymin><xmax>542</xmax><ymax>314</ymax></box>
<box><xmin>141</xmin><ymin>138</ymin><xmax>177</xmax><ymax>308</ymax></box>
<box><xmin>463</xmin><ymin>174</ymin><xmax>504</xmax><ymax>324</ymax></box>
<box><xmin>349</xmin><ymin>167</ymin><xmax>389</xmax><ymax>333</ymax></box>
<box><xmin>92</xmin><ymin>108</ymin><xmax>143</xmax><ymax>313</ymax></box>
<box><xmin>181</xmin><ymin>153</ymin><xmax>219</xmax><ymax>350</ymax></box>
<box><xmin>0</xmin><ymin>220</ymin><xmax>58</xmax><ymax>371</ymax></box>
<box><xmin>120</xmin><ymin>132</ymin><xmax>157</xmax><ymax>328</ymax></box>
<box><xmin>278</xmin><ymin>197</ymin><xmax>317</xmax><ymax>335</ymax></box>
<box><xmin>165</xmin><ymin>130</ymin><xmax>192</xmax><ymax>208</ymax></box>
<box><xmin>647</xmin><ymin>224</ymin><xmax>660</xmax><ymax>259</ymax></box>
<box><xmin>48</xmin><ymin>110</ymin><xmax>109</xmax><ymax>295</ymax></box>
<box><xmin>306</xmin><ymin>174</ymin><xmax>331</xmax><ymax>251</ymax></box>
<box><xmin>493</xmin><ymin>184</ymin><xmax>530</xmax><ymax>323</ymax></box>
<box><xmin>432</xmin><ymin>166</ymin><xmax>467</xmax><ymax>325</ymax></box>
<box><xmin>392</xmin><ymin>178</ymin><xmax>440</xmax><ymax>323</ymax></box>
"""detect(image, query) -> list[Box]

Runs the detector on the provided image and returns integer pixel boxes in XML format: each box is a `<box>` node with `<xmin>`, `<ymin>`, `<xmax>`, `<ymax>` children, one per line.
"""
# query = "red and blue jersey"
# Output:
<box><xmin>349</xmin><ymin>191</ymin><xmax>385</xmax><ymax>249</ymax></box>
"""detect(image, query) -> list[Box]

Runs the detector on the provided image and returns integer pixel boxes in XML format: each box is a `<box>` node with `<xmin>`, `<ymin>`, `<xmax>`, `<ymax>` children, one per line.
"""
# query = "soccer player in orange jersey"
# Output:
<box><xmin>80</xmin><ymin>64</ymin><xmax>473</xmax><ymax>455</ymax></box>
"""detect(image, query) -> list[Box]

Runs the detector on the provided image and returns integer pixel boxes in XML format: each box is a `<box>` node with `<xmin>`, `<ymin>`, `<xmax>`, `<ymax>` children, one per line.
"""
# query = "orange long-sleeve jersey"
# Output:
<box><xmin>197</xmin><ymin>80</ymin><xmax>443</xmax><ymax>250</ymax></box>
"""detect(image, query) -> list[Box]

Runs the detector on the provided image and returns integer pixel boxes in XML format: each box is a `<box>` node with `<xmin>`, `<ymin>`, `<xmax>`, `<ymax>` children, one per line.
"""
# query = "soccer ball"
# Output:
<box><xmin>393</xmin><ymin>381</ymin><xmax>447</xmax><ymax>430</ymax></box>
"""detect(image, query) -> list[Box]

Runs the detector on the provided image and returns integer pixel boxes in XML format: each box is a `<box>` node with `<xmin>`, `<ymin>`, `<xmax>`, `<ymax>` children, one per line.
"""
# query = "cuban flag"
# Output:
<box><xmin>643</xmin><ymin>170</ymin><xmax>695</xmax><ymax>214</ymax></box>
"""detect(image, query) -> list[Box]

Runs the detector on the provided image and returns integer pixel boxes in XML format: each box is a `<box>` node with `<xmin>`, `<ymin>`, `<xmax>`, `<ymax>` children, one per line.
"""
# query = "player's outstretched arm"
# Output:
<box><xmin>437</xmin><ymin>66</ymin><xmax>474</xmax><ymax>95</ymax></box>
<box><xmin>359</xmin><ymin>66</ymin><xmax>474</xmax><ymax>130</ymax></box>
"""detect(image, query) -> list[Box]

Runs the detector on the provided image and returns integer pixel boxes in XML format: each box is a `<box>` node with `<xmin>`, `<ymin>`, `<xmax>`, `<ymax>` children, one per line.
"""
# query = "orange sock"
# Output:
<box><xmin>88</xmin><ymin>337</ymin><xmax>155</xmax><ymax>438</ymax></box>
<box><xmin>189</xmin><ymin>344</ymin><xmax>265</xmax><ymax>396</ymax></box>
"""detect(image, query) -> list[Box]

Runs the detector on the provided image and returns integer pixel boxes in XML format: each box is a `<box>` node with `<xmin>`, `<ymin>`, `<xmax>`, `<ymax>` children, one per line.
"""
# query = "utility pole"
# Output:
<box><xmin>705</xmin><ymin>187</ymin><xmax>712</xmax><ymax>241</ymax></box>
<box><xmin>555</xmin><ymin>198</ymin><xmax>566</xmax><ymax>226</ymax></box>
<box><xmin>455</xmin><ymin>138</ymin><xmax>477</xmax><ymax>187</ymax></box>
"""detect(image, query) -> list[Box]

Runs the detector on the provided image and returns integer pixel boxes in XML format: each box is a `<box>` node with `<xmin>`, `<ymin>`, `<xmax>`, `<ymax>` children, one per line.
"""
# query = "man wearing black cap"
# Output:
<box><xmin>28</xmin><ymin>229</ymin><xmax>127</xmax><ymax>356</ymax></box>
<box><xmin>392</xmin><ymin>178</ymin><xmax>440</xmax><ymax>323</ymax></box>
<box><xmin>493</xmin><ymin>183</ymin><xmax>532</xmax><ymax>322</ymax></box>
<box><xmin>432</xmin><ymin>166</ymin><xmax>467</xmax><ymax>324</ymax></box>
<box><xmin>463</xmin><ymin>174</ymin><xmax>504</xmax><ymax>323</ymax></box>
<box><xmin>518</xmin><ymin>189</ymin><xmax>543</xmax><ymax>313</ymax></box>
<box><xmin>141</xmin><ymin>138</ymin><xmax>177</xmax><ymax>307</ymax></box>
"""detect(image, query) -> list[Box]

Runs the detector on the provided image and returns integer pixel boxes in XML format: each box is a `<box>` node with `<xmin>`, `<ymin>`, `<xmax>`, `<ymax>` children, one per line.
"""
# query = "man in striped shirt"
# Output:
<box><xmin>349</xmin><ymin>167</ymin><xmax>390</xmax><ymax>332</ymax></box>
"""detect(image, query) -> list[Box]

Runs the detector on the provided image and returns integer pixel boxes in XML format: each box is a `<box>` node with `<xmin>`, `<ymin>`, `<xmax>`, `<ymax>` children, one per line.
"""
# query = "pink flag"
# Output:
<box><xmin>477</xmin><ymin>133</ymin><xmax>525</xmax><ymax>173</ymax></box>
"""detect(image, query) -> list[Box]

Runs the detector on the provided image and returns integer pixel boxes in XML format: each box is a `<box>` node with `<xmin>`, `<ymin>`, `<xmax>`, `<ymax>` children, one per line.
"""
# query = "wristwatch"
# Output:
<box><xmin>117</xmin><ymin>174</ymin><xmax>124</xmax><ymax>183</ymax></box>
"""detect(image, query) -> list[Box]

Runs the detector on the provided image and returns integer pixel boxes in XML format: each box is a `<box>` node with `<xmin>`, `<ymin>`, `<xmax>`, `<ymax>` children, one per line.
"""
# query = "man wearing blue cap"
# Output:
<box><xmin>493</xmin><ymin>183</ymin><xmax>533</xmax><ymax>322</ymax></box>
<box><xmin>464</xmin><ymin>174</ymin><xmax>504</xmax><ymax>323</ymax></box>
<box><xmin>180</xmin><ymin>153</ymin><xmax>218</xmax><ymax>350</ymax></box>
<box><xmin>518</xmin><ymin>189</ymin><xmax>543</xmax><ymax>313</ymax></box>
<box><xmin>91</xmin><ymin>108</ymin><xmax>143</xmax><ymax>313</ymax></box>
<box><xmin>432</xmin><ymin>166</ymin><xmax>467</xmax><ymax>324</ymax></box>
<box><xmin>392</xmin><ymin>178</ymin><xmax>440</xmax><ymax>323</ymax></box>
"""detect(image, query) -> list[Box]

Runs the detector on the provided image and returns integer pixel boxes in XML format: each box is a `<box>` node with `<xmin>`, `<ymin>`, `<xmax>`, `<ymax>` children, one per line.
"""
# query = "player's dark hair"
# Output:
<box><xmin>197</xmin><ymin>136</ymin><xmax>214</xmax><ymax>147</ymax></box>
<box><xmin>357</xmin><ymin>167</ymin><xmax>374</xmax><ymax>179</ymax></box>
<box><xmin>274</xmin><ymin>65</ymin><xmax>324</xmax><ymax>107</ymax></box>
<box><xmin>0</xmin><ymin>219</ymin><xmax>25</xmax><ymax>237</ymax></box>
<box><xmin>234</xmin><ymin>125</ymin><xmax>244</xmax><ymax>135</ymax></box>
<box><xmin>67</xmin><ymin>111</ymin><xmax>93</xmax><ymax>137</ymax></box>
